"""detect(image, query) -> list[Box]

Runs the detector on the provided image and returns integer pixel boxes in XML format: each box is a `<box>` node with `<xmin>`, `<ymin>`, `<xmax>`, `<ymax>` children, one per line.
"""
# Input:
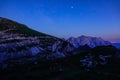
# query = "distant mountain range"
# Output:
<box><xmin>67</xmin><ymin>36</ymin><xmax>111</xmax><ymax>48</ymax></box>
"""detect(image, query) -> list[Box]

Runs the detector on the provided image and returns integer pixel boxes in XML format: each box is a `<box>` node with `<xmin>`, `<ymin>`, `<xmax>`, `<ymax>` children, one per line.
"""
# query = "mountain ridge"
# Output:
<box><xmin>0</xmin><ymin>17</ymin><xmax>59</xmax><ymax>38</ymax></box>
<box><xmin>0</xmin><ymin>17</ymin><xmax>75</xmax><ymax>63</ymax></box>
<box><xmin>67</xmin><ymin>35</ymin><xmax>111</xmax><ymax>48</ymax></box>
<box><xmin>0</xmin><ymin>17</ymin><xmax>115</xmax><ymax>64</ymax></box>
<box><xmin>1</xmin><ymin>17</ymin><xmax>120</xmax><ymax>80</ymax></box>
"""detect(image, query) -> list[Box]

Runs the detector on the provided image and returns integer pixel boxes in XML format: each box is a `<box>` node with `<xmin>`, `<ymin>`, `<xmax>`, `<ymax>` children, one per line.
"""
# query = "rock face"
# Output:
<box><xmin>0</xmin><ymin>18</ymin><xmax>65</xmax><ymax>62</ymax></box>
<box><xmin>52</xmin><ymin>40</ymin><xmax>74</xmax><ymax>53</ymax></box>
<box><xmin>0</xmin><ymin>17</ymin><xmax>74</xmax><ymax>64</ymax></box>
<box><xmin>67</xmin><ymin>35</ymin><xmax>111</xmax><ymax>48</ymax></box>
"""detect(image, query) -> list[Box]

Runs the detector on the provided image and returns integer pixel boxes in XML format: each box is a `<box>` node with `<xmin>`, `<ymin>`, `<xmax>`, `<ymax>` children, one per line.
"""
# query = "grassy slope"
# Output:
<box><xmin>0</xmin><ymin>17</ymin><xmax>57</xmax><ymax>37</ymax></box>
<box><xmin>0</xmin><ymin>17</ymin><xmax>61</xmax><ymax>47</ymax></box>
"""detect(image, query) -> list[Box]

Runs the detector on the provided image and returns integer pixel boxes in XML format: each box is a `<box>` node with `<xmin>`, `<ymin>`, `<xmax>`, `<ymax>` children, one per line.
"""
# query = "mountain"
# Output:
<box><xmin>67</xmin><ymin>35</ymin><xmax>111</xmax><ymax>48</ymax></box>
<box><xmin>0</xmin><ymin>17</ymin><xmax>59</xmax><ymax>47</ymax></box>
<box><xmin>112</xmin><ymin>43</ymin><xmax>120</xmax><ymax>50</ymax></box>
<box><xmin>1</xmin><ymin>17</ymin><xmax>120</xmax><ymax>80</ymax></box>
<box><xmin>0</xmin><ymin>17</ymin><xmax>74</xmax><ymax>64</ymax></box>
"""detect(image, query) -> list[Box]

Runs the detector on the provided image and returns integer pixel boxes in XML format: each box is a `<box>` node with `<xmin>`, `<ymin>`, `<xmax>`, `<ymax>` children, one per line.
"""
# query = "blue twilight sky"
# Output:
<box><xmin>0</xmin><ymin>0</ymin><xmax>120</xmax><ymax>42</ymax></box>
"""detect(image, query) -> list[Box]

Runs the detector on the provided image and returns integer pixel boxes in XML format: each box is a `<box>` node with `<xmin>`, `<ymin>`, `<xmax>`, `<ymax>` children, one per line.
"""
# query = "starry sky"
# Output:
<box><xmin>0</xmin><ymin>0</ymin><xmax>120</xmax><ymax>42</ymax></box>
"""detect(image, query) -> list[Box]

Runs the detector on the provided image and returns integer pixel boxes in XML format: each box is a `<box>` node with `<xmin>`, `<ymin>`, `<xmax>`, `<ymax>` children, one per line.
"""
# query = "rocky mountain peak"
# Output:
<box><xmin>67</xmin><ymin>35</ymin><xmax>111</xmax><ymax>48</ymax></box>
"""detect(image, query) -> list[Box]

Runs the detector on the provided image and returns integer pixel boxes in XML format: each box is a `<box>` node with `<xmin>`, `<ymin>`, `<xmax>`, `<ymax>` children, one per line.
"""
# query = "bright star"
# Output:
<box><xmin>70</xmin><ymin>6</ymin><xmax>74</xmax><ymax>9</ymax></box>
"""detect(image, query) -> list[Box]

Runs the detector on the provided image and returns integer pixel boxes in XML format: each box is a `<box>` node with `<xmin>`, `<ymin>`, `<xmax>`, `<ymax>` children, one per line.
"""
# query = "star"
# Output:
<box><xmin>70</xmin><ymin>6</ymin><xmax>74</xmax><ymax>9</ymax></box>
